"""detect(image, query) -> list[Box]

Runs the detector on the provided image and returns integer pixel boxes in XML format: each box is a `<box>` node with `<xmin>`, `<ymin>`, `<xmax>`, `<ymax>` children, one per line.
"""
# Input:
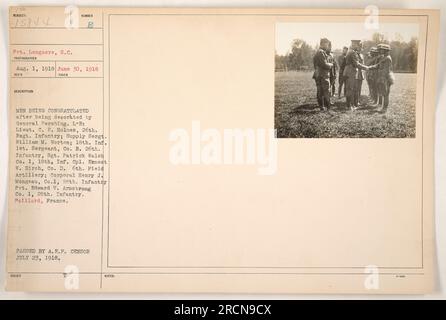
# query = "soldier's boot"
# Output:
<box><xmin>381</xmin><ymin>95</ymin><xmax>389</xmax><ymax>113</ymax></box>
<box><xmin>325</xmin><ymin>92</ymin><xmax>334</xmax><ymax>108</ymax></box>
<box><xmin>316</xmin><ymin>84</ymin><xmax>322</xmax><ymax>108</ymax></box>
<box><xmin>372</xmin><ymin>91</ymin><xmax>378</xmax><ymax>105</ymax></box>
<box><xmin>319</xmin><ymin>95</ymin><xmax>326</xmax><ymax>111</ymax></box>
<box><xmin>353</xmin><ymin>95</ymin><xmax>359</xmax><ymax>110</ymax></box>
<box><xmin>371</xmin><ymin>87</ymin><xmax>377</xmax><ymax>103</ymax></box>
<box><xmin>316</xmin><ymin>87</ymin><xmax>322</xmax><ymax>107</ymax></box>
<box><xmin>347</xmin><ymin>97</ymin><xmax>355</xmax><ymax>111</ymax></box>
<box><xmin>377</xmin><ymin>96</ymin><xmax>386</xmax><ymax>113</ymax></box>
<box><xmin>367</xmin><ymin>81</ymin><xmax>373</xmax><ymax>99</ymax></box>
<box><xmin>325</xmin><ymin>95</ymin><xmax>331</xmax><ymax>110</ymax></box>
<box><xmin>373</xmin><ymin>95</ymin><xmax>382</xmax><ymax>107</ymax></box>
<box><xmin>326</xmin><ymin>96</ymin><xmax>332</xmax><ymax>109</ymax></box>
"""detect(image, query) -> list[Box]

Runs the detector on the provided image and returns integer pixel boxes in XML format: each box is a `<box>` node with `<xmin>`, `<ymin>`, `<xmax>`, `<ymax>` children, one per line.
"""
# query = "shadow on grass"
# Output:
<box><xmin>291</xmin><ymin>96</ymin><xmax>381</xmax><ymax>115</ymax></box>
<box><xmin>290</xmin><ymin>103</ymin><xmax>317</xmax><ymax>112</ymax></box>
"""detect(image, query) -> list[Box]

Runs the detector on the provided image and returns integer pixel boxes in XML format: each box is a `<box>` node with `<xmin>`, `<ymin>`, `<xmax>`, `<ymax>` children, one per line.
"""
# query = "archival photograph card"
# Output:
<box><xmin>6</xmin><ymin>7</ymin><xmax>439</xmax><ymax>293</ymax></box>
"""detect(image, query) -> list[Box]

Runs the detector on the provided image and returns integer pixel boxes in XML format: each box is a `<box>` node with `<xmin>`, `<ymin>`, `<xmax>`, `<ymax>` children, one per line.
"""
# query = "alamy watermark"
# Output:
<box><xmin>169</xmin><ymin>121</ymin><xmax>278</xmax><ymax>175</ymax></box>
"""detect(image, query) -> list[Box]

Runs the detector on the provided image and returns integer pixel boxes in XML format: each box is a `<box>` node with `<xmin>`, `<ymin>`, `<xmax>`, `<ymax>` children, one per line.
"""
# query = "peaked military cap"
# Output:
<box><xmin>351</xmin><ymin>40</ymin><xmax>363</xmax><ymax>49</ymax></box>
<box><xmin>320</xmin><ymin>38</ymin><xmax>330</xmax><ymax>45</ymax></box>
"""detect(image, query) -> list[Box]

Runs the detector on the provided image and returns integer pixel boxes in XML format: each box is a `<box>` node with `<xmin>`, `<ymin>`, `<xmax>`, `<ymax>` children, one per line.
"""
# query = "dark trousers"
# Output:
<box><xmin>354</xmin><ymin>79</ymin><xmax>362</xmax><ymax>107</ymax></box>
<box><xmin>345</xmin><ymin>76</ymin><xmax>355</xmax><ymax>108</ymax></box>
<box><xmin>338</xmin><ymin>75</ymin><xmax>346</xmax><ymax>96</ymax></box>
<box><xmin>330</xmin><ymin>78</ymin><xmax>336</xmax><ymax>96</ymax></box>
<box><xmin>315</xmin><ymin>78</ymin><xmax>330</xmax><ymax>108</ymax></box>
<box><xmin>377</xmin><ymin>81</ymin><xmax>391</xmax><ymax>110</ymax></box>
<box><xmin>367</xmin><ymin>78</ymin><xmax>378</xmax><ymax>103</ymax></box>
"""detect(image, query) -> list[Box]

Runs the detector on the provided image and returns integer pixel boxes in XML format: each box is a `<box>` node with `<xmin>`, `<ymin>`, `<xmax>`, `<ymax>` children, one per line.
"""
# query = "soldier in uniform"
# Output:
<box><xmin>312</xmin><ymin>38</ymin><xmax>333</xmax><ymax>110</ymax></box>
<box><xmin>371</xmin><ymin>44</ymin><xmax>394</xmax><ymax>113</ymax></box>
<box><xmin>337</xmin><ymin>46</ymin><xmax>348</xmax><ymax>98</ymax></box>
<box><xmin>365</xmin><ymin>47</ymin><xmax>379</xmax><ymax>104</ymax></box>
<box><xmin>327</xmin><ymin>42</ymin><xmax>337</xmax><ymax>98</ymax></box>
<box><xmin>343</xmin><ymin>40</ymin><xmax>369</xmax><ymax>111</ymax></box>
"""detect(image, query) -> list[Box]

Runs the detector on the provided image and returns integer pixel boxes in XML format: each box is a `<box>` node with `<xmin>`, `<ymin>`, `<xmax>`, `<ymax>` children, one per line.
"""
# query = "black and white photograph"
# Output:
<box><xmin>1</xmin><ymin>1</ymin><xmax>445</xmax><ymax>302</ymax></box>
<box><xmin>275</xmin><ymin>22</ymin><xmax>420</xmax><ymax>138</ymax></box>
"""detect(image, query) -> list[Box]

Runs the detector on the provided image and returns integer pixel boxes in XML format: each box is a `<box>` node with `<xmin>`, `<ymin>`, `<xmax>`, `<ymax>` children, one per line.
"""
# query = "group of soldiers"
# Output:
<box><xmin>312</xmin><ymin>38</ymin><xmax>394</xmax><ymax>113</ymax></box>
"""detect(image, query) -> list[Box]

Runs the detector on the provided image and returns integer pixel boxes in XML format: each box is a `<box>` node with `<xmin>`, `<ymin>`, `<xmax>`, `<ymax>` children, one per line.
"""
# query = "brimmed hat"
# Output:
<box><xmin>351</xmin><ymin>39</ymin><xmax>362</xmax><ymax>46</ymax></box>
<box><xmin>377</xmin><ymin>43</ymin><xmax>391</xmax><ymax>51</ymax></box>
<box><xmin>370</xmin><ymin>47</ymin><xmax>378</xmax><ymax>53</ymax></box>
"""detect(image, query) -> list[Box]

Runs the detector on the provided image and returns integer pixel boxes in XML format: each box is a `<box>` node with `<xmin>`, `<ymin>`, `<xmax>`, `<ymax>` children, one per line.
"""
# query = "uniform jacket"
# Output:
<box><xmin>343</xmin><ymin>49</ymin><xmax>368</xmax><ymax>80</ymax></box>
<box><xmin>366</xmin><ymin>55</ymin><xmax>379</xmax><ymax>81</ymax></box>
<box><xmin>327</xmin><ymin>53</ymin><xmax>337</xmax><ymax>80</ymax></box>
<box><xmin>337</xmin><ymin>54</ymin><xmax>347</xmax><ymax>76</ymax></box>
<box><xmin>377</xmin><ymin>55</ymin><xmax>393</xmax><ymax>84</ymax></box>
<box><xmin>312</xmin><ymin>49</ymin><xmax>332</xmax><ymax>80</ymax></box>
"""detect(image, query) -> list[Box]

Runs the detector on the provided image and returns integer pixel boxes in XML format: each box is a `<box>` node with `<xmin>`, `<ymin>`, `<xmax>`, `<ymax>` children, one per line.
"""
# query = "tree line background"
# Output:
<box><xmin>275</xmin><ymin>32</ymin><xmax>418</xmax><ymax>73</ymax></box>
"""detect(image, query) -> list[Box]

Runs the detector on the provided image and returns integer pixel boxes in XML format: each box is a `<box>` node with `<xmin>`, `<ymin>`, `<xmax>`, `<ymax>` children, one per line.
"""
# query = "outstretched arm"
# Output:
<box><xmin>351</xmin><ymin>53</ymin><xmax>369</xmax><ymax>70</ymax></box>
<box><xmin>353</xmin><ymin>59</ymin><xmax>370</xmax><ymax>70</ymax></box>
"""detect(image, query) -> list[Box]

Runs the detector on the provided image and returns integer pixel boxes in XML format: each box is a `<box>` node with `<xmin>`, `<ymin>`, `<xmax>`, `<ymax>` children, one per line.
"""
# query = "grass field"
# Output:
<box><xmin>274</xmin><ymin>71</ymin><xmax>416</xmax><ymax>138</ymax></box>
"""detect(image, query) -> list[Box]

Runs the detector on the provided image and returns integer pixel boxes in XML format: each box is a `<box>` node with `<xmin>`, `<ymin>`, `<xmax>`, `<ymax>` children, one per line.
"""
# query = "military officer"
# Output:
<box><xmin>366</xmin><ymin>47</ymin><xmax>379</xmax><ymax>104</ymax></box>
<box><xmin>337</xmin><ymin>46</ymin><xmax>348</xmax><ymax>98</ymax></box>
<box><xmin>327</xmin><ymin>43</ymin><xmax>337</xmax><ymax>98</ymax></box>
<box><xmin>312</xmin><ymin>38</ymin><xmax>333</xmax><ymax>110</ymax></box>
<box><xmin>343</xmin><ymin>40</ymin><xmax>369</xmax><ymax>111</ymax></box>
<box><xmin>372</xmin><ymin>44</ymin><xmax>394</xmax><ymax>113</ymax></box>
